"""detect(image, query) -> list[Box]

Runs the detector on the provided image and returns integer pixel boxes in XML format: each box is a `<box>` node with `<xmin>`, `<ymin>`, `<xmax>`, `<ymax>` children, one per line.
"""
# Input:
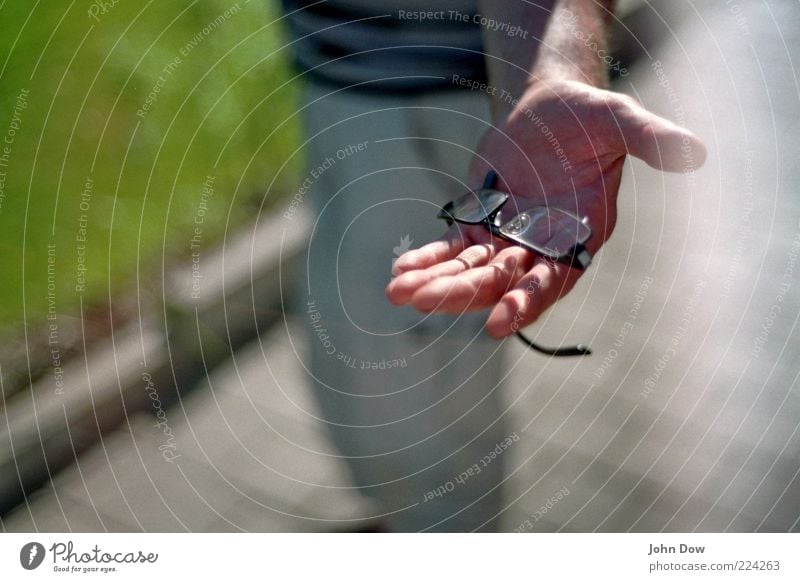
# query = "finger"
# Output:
<box><xmin>616</xmin><ymin>97</ymin><xmax>707</xmax><ymax>173</ymax></box>
<box><xmin>485</xmin><ymin>259</ymin><xmax>580</xmax><ymax>339</ymax></box>
<box><xmin>390</xmin><ymin>224</ymin><xmax>488</xmax><ymax>276</ymax></box>
<box><xmin>391</xmin><ymin>235</ymin><xmax>465</xmax><ymax>277</ymax></box>
<box><xmin>386</xmin><ymin>243</ymin><xmax>497</xmax><ymax>306</ymax></box>
<box><xmin>408</xmin><ymin>246</ymin><xmax>534</xmax><ymax>313</ymax></box>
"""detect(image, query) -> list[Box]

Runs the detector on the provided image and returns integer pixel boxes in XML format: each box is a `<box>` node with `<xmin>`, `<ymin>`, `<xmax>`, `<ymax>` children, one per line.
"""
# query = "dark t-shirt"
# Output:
<box><xmin>282</xmin><ymin>0</ymin><xmax>486</xmax><ymax>91</ymax></box>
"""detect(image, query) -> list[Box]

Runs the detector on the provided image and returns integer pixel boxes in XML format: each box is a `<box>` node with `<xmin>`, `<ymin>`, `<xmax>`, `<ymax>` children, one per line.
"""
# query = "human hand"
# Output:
<box><xmin>385</xmin><ymin>80</ymin><xmax>706</xmax><ymax>338</ymax></box>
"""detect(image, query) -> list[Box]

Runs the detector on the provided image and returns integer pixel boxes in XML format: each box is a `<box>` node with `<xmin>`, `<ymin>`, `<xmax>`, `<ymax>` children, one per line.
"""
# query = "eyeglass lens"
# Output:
<box><xmin>442</xmin><ymin>189</ymin><xmax>508</xmax><ymax>224</ymax></box>
<box><xmin>499</xmin><ymin>207</ymin><xmax>591</xmax><ymax>257</ymax></box>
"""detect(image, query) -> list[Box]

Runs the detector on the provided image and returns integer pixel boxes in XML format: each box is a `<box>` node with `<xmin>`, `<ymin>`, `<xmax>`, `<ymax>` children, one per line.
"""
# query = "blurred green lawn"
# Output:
<box><xmin>0</xmin><ymin>1</ymin><xmax>300</xmax><ymax>337</ymax></box>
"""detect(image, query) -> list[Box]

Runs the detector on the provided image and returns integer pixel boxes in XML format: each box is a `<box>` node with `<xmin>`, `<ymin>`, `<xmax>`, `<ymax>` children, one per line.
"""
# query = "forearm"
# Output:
<box><xmin>478</xmin><ymin>0</ymin><xmax>615</xmax><ymax>118</ymax></box>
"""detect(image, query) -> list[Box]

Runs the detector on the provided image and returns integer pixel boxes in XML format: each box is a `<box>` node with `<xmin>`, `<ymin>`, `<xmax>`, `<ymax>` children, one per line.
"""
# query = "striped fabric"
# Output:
<box><xmin>281</xmin><ymin>0</ymin><xmax>487</xmax><ymax>91</ymax></box>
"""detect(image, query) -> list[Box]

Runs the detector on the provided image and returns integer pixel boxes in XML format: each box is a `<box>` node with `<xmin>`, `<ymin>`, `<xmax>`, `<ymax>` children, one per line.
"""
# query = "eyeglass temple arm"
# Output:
<box><xmin>483</xmin><ymin>169</ymin><xmax>498</xmax><ymax>189</ymax></box>
<box><xmin>515</xmin><ymin>331</ymin><xmax>592</xmax><ymax>357</ymax></box>
<box><xmin>568</xmin><ymin>242</ymin><xmax>592</xmax><ymax>270</ymax></box>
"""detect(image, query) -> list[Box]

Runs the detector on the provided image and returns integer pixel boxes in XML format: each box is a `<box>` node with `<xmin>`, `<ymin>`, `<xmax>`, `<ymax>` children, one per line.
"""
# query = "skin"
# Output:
<box><xmin>385</xmin><ymin>0</ymin><xmax>706</xmax><ymax>338</ymax></box>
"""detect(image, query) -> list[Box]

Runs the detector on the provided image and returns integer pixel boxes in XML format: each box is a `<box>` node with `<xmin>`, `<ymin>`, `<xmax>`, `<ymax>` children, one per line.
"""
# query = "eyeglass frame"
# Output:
<box><xmin>436</xmin><ymin>170</ymin><xmax>592</xmax><ymax>357</ymax></box>
<box><xmin>438</xmin><ymin>170</ymin><xmax>593</xmax><ymax>269</ymax></box>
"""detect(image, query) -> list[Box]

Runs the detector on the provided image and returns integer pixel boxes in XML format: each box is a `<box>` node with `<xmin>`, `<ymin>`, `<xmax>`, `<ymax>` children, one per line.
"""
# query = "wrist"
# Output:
<box><xmin>517</xmin><ymin>4</ymin><xmax>612</xmax><ymax>95</ymax></box>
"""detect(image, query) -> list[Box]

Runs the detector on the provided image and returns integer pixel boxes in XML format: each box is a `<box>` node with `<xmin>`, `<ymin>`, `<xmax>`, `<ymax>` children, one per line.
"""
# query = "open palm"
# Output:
<box><xmin>386</xmin><ymin>80</ymin><xmax>706</xmax><ymax>338</ymax></box>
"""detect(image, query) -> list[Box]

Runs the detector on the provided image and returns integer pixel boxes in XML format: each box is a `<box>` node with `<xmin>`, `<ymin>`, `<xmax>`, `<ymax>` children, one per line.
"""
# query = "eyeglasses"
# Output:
<box><xmin>437</xmin><ymin>170</ymin><xmax>592</xmax><ymax>357</ymax></box>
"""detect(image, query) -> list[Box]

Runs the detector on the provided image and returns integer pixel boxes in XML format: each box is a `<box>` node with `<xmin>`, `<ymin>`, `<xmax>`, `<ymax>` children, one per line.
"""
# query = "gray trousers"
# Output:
<box><xmin>299</xmin><ymin>83</ymin><xmax>509</xmax><ymax>531</ymax></box>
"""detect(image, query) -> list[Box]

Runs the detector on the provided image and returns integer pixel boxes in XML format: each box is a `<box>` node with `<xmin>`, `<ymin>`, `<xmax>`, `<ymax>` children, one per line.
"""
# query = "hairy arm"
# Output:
<box><xmin>479</xmin><ymin>0</ymin><xmax>614</xmax><ymax>112</ymax></box>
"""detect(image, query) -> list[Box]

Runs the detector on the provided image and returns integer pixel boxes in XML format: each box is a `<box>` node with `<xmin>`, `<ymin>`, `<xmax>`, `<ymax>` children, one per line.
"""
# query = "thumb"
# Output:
<box><xmin>617</xmin><ymin>98</ymin><xmax>707</xmax><ymax>173</ymax></box>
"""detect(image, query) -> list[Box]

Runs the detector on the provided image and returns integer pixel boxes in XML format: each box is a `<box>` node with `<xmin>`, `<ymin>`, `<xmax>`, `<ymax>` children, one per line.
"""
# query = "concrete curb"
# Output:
<box><xmin>0</xmin><ymin>209</ymin><xmax>310</xmax><ymax>515</ymax></box>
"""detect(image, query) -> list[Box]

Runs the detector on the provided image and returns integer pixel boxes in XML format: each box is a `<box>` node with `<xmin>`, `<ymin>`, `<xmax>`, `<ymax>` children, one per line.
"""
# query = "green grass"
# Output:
<box><xmin>0</xmin><ymin>0</ymin><xmax>301</xmax><ymax>335</ymax></box>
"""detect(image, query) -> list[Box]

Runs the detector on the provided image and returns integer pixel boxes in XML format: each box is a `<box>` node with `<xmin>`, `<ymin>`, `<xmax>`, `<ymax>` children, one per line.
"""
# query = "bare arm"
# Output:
<box><xmin>479</xmin><ymin>0</ymin><xmax>614</xmax><ymax>106</ymax></box>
